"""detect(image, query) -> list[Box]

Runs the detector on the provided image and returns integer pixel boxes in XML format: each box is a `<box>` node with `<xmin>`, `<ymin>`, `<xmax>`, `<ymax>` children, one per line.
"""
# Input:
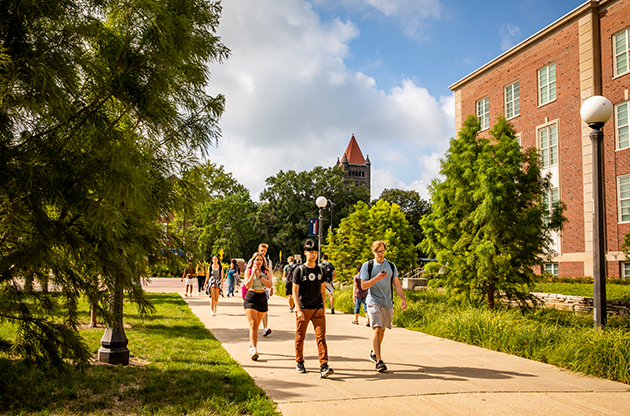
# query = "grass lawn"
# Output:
<box><xmin>533</xmin><ymin>282</ymin><xmax>630</xmax><ymax>301</ymax></box>
<box><xmin>332</xmin><ymin>287</ymin><xmax>630</xmax><ymax>385</ymax></box>
<box><xmin>0</xmin><ymin>293</ymin><xmax>280</xmax><ymax>416</ymax></box>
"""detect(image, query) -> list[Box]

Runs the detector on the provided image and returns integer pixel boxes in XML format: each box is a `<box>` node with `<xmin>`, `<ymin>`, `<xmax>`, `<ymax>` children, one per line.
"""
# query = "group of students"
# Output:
<box><xmin>242</xmin><ymin>239</ymin><xmax>407</xmax><ymax>378</ymax></box>
<box><xmin>184</xmin><ymin>238</ymin><xmax>406</xmax><ymax>377</ymax></box>
<box><xmin>181</xmin><ymin>257</ymin><xmax>243</xmax><ymax>316</ymax></box>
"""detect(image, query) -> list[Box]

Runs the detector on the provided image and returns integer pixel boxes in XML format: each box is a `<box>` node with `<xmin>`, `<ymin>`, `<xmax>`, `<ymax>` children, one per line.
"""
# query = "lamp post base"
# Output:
<box><xmin>98</xmin><ymin>326</ymin><xmax>129</xmax><ymax>365</ymax></box>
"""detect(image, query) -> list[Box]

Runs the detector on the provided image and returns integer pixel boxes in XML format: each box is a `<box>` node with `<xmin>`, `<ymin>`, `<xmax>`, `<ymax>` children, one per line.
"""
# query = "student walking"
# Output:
<box><xmin>319</xmin><ymin>254</ymin><xmax>336</xmax><ymax>314</ymax></box>
<box><xmin>204</xmin><ymin>256</ymin><xmax>224</xmax><ymax>316</ymax></box>
<box><xmin>181</xmin><ymin>261</ymin><xmax>196</xmax><ymax>297</ymax></box>
<box><xmin>359</xmin><ymin>240</ymin><xmax>406</xmax><ymax>373</ymax></box>
<box><xmin>283</xmin><ymin>256</ymin><xmax>298</xmax><ymax>312</ymax></box>
<box><xmin>243</xmin><ymin>252</ymin><xmax>273</xmax><ymax>360</ymax></box>
<box><xmin>352</xmin><ymin>265</ymin><xmax>369</xmax><ymax>326</ymax></box>
<box><xmin>196</xmin><ymin>260</ymin><xmax>206</xmax><ymax>295</ymax></box>
<box><xmin>226</xmin><ymin>259</ymin><xmax>239</xmax><ymax>297</ymax></box>
<box><xmin>246</xmin><ymin>243</ymin><xmax>273</xmax><ymax>337</ymax></box>
<box><xmin>292</xmin><ymin>240</ymin><xmax>334</xmax><ymax>378</ymax></box>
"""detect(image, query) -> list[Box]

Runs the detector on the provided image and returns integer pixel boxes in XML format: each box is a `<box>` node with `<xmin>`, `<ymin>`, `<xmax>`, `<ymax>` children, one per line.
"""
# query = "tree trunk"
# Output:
<box><xmin>487</xmin><ymin>282</ymin><xmax>495</xmax><ymax>311</ymax></box>
<box><xmin>89</xmin><ymin>303</ymin><xmax>98</xmax><ymax>327</ymax></box>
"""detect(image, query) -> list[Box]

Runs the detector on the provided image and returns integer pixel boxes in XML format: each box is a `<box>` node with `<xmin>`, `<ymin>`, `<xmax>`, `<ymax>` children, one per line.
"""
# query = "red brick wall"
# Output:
<box><xmin>560</xmin><ymin>261</ymin><xmax>584</xmax><ymax>277</ymax></box>
<box><xmin>600</xmin><ymin>0</ymin><xmax>630</xmax><ymax>252</ymax></box>
<box><xmin>458</xmin><ymin>17</ymin><xmax>585</xmax><ymax>255</ymax></box>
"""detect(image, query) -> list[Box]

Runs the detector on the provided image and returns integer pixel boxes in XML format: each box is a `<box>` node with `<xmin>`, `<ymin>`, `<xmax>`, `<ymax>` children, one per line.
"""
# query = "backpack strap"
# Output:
<box><xmin>367</xmin><ymin>259</ymin><xmax>396</xmax><ymax>302</ymax></box>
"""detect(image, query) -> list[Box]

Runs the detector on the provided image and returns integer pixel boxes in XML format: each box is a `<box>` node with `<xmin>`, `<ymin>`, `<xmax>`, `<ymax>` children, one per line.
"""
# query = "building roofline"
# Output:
<box><xmin>449</xmin><ymin>0</ymin><xmax>601</xmax><ymax>91</ymax></box>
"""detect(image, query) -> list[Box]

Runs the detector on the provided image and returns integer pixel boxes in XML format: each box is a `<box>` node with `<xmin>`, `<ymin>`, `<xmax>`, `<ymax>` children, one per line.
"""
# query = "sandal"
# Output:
<box><xmin>351</xmin><ymin>320</ymin><xmax>359</xmax><ymax>325</ymax></box>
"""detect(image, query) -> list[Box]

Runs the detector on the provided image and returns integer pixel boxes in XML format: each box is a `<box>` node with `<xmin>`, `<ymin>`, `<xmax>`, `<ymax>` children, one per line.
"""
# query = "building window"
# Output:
<box><xmin>623</xmin><ymin>262</ymin><xmax>630</xmax><ymax>280</ymax></box>
<box><xmin>544</xmin><ymin>263</ymin><xmax>559</xmax><ymax>276</ymax></box>
<box><xmin>616</xmin><ymin>102</ymin><xmax>629</xmax><ymax>150</ymax></box>
<box><xmin>543</xmin><ymin>187</ymin><xmax>559</xmax><ymax>224</ymax></box>
<box><xmin>505</xmin><ymin>82</ymin><xmax>520</xmax><ymax>119</ymax></box>
<box><xmin>515</xmin><ymin>132</ymin><xmax>522</xmax><ymax>147</ymax></box>
<box><xmin>476</xmin><ymin>97</ymin><xmax>489</xmax><ymax>131</ymax></box>
<box><xmin>619</xmin><ymin>175</ymin><xmax>630</xmax><ymax>222</ymax></box>
<box><xmin>538</xmin><ymin>63</ymin><xmax>556</xmax><ymax>106</ymax></box>
<box><xmin>614</xmin><ymin>28</ymin><xmax>630</xmax><ymax>77</ymax></box>
<box><xmin>539</xmin><ymin>124</ymin><xmax>558</xmax><ymax>168</ymax></box>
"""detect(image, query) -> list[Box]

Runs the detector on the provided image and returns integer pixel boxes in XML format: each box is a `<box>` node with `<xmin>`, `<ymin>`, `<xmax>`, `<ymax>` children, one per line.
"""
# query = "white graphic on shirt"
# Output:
<box><xmin>308</xmin><ymin>272</ymin><xmax>317</xmax><ymax>281</ymax></box>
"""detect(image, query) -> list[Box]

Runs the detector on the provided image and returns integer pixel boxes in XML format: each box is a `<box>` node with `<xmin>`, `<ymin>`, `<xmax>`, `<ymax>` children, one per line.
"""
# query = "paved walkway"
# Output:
<box><xmin>145</xmin><ymin>278</ymin><xmax>630</xmax><ymax>416</ymax></box>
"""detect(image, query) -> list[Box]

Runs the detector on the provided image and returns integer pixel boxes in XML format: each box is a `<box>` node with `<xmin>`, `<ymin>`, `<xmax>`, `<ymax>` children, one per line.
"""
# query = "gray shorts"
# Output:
<box><xmin>325</xmin><ymin>282</ymin><xmax>334</xmax><ymax>295</ymax></box>
<box><xmin>367</xmin><ymin>303</ymin><xmax>393</xmax><ymax>329</ymax></box>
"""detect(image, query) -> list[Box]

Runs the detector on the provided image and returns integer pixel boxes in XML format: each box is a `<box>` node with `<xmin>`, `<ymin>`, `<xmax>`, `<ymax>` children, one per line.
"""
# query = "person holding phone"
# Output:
<box><xmin>243</xmin><ymin>252</ymin><xmax>273</xmax><ymax>360</ymax></box>
<box><xmin>359</xmin><ymin>240</ymin><xmax>407</xmax><ymax>373</ymax></box>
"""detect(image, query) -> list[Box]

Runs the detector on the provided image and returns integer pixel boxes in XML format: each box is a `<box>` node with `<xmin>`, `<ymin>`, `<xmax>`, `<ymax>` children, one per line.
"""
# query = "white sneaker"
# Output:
<box><xmin>210</xmin><ymin>310</ymin><xmax>216</xmax><ymax>316</ymax></box>
<box><xmin>249</xmin><ymin>347</ymin><xmax>259</xmax><ymax>361</ymax></box>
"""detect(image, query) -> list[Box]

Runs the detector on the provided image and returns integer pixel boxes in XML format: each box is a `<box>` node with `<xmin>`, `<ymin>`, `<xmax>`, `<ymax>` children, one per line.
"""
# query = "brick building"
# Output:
<box><xmin>449</xmin><ymin>0</ymin><xmax>630</xmax><ymax>278</ymax></box>
<box><xmin>335</xmin><ymin>134</ymin><xmax>371</xmax><ymax>196</ymax></box>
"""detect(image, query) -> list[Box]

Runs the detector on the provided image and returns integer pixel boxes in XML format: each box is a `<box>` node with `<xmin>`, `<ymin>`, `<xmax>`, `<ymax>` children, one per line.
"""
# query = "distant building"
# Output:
<box><xmin>449</xmin><ymin>0</ymin><xmax>630</xmax><ymax>278</ymax></box>
<box><xmin>336</xmin><ymin>134</ymin><xmax>371</xmax><ymax>196</ymax></box>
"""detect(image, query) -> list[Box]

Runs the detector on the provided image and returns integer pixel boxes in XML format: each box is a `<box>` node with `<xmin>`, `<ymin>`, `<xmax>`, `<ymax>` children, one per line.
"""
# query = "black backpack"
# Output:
<box><xmin>366</xmin><ymin>259</ymin><xmax>396</xmax><ymax>301</ymax></box>
<box><xmin>286</xmin><ymin>263</ymin><xmax>297</xmax><ymax>280</ymax></box>
<box><xmin>320</xmin><ymin>262</ymin><xmax>334</xmax><ymax>283</ymax></box>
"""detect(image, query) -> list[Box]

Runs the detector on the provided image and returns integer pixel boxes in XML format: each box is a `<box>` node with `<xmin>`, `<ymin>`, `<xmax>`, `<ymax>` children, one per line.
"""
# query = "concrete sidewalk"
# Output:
<box><xmin>146</xmin><ymin>278</ymin><xmax>630</xmax><ymax>415</ymax></box>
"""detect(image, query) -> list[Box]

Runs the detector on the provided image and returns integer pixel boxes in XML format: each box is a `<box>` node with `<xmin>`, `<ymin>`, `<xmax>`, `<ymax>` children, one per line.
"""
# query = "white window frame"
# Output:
<box><xmin>505</xmin><ymin>81</ymin><xmax>520</xmax><ymax>120</ymax></box>
<box><xmin>538</xmin><ymin>63</ymin><xmax>556</xmax><ymax>106</ymax></box>
<box><xmin>543</xmin><ymin>187</ymin><xmax>559</xmax><ymax>224</ymax></box>
<box><xmin>614</xmin><ymin>28</ymin><xmax>630</xmax><ymax>78</ymax></box>
<box><xmin>477</xmin><ymin>97</ymin><xmax>490</xmax><ymax>131</ymax></box>
<box><xmin>544</xmin><ymin>263</ymin><xmax>559</xmax><ymax>276</ymax></box>
<box><xmin>623</xmin><ymin>262</ymin><xmax>630</xmax><ymax>280</ymax></box>
<box><xmin>615</xmin><ymin>101</ymin><xmax>630</xmax><ymax>150</ymax></box>
<box><xmin>539</xmin><ymin>123</ymin><xmax>558</xmax><ymax>168</ymax></box>
<box><xmin>515</xmin><ymin>132</ymin><xmax>522</xmax><ymax>147</ymax></box>
<box><xmin>619</xmin><ymin>174</ymin><xmax>630</xmax><ymax>223</ymax></box>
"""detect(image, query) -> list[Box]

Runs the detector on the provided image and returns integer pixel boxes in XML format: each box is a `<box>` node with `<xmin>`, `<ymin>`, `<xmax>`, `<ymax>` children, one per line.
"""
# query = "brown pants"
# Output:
<box><xmin>295</xmin><ymin>308</ymin><xmax>328</xmax><ymax>365</ymax></box>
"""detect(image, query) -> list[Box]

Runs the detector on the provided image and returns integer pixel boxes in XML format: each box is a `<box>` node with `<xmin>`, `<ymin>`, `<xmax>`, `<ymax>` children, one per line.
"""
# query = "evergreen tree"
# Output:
<box><xmin>0</xmin><ymin>0</ymin><xmax>229</xmax><ymax>366</ymax></box>
<box><xmin>420</xmin><ymin>115</ymin><xmax>565</xmax><ymax>309</ymax></box>
<box><xmin>325</xmin><ymin>199</ymin><xmax>417</xmax><ymax>283</ymax></box>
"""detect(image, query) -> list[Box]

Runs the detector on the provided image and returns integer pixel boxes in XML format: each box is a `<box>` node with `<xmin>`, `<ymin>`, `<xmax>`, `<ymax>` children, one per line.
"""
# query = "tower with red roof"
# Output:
<box><xmin>335</xmin><ymin>134</ymin><xmax>371</xmax><ymax>196</ymax></box>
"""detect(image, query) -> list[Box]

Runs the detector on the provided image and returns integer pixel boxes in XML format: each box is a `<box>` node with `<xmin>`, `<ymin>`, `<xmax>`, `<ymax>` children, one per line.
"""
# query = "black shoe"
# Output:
<box><xmin>331</xmin><ymin>307</ymin><xmax>335</xmax><ymax>314</ymax></box>
<box><xmin>296</xmin><ymin>361</ymin><xmax>306</xmax><ymax>373</ymax></box>
<box><xmin>376</xmin><ymin>360</ymin><xmax>387</xmax><ymax>373</ymax></box>
<box><xmin>320</xmin><ymin>363</ymin><xmax>334</xmax><ymax>378</ymax></box>
<box><xmin>369</xmin><ymin>350</ymin><xmax>377</xmax><ymax>363</ymax></box>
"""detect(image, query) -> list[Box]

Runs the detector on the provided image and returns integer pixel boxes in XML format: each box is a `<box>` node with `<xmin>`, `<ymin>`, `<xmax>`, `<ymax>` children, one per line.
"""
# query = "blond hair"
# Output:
<box><xmin>371</xmin><ymin>240</ymin><xmax>387</xmax><ymax>251</ymax></box>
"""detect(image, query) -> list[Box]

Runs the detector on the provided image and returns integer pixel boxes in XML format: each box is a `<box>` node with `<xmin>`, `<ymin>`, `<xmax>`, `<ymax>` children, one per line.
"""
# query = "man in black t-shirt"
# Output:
<box><xmin>292</xmin><ymin>240</ymin><xmax>333</xmax><ymax>378</ymax></box>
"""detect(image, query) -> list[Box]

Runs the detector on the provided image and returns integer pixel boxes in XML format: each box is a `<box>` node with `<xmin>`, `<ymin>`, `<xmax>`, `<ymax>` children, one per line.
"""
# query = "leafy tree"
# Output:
<box><xmin>377</xmin><ymin>188</ymin><xmax>431</xmax><ymax>256</ymax></box>
<box><xmin>325</xmin><ymin>199</ymin><xmax>417</xmax><ymax>282</ymax></box>
<box><xmin>172</xmin><ymin>162</ymin><xmax>252</xmax><ymax>260</ymax></box>
<box><xmin>623</xmin><ymin>232</ymin><xmax>630</xmax><ymax>264</ymax></box>
<box><xmin>195</xmin><ymin>192</ymin><xmax>259</xmax><ymax>260</ymax></box>
<box><xmin>0</xmin><ymin>0</ymin><xmax>229</xmax><ymax>366</ymax></box>
<box><xmin>420</xmin><ymin>115</ymin><xmax>566</xmax><ymax>310</ymax></box>
<box><xmin>256</xmin><ymin>166</ymin><xmax>370</xmax><ymax>260</ymax></box>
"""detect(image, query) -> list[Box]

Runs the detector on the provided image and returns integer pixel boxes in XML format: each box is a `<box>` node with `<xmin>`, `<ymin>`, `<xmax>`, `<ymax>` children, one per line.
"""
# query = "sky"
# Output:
<box><xmin>205</xmin><ymin>0</ymin><xmax>585</xmax><ymax>201</ymax></box>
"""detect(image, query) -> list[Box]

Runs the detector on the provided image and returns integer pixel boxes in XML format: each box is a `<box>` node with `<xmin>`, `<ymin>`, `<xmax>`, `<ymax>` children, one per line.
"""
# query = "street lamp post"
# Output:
<box><xmin>580</xmin><ymin>95</ymin><xmax>613</xmax><ymax>328</ymax></box>
<box><xmin>316</xmin><ymin>196</ymin><xmax>328</xmax><ymax>261</ymax></box>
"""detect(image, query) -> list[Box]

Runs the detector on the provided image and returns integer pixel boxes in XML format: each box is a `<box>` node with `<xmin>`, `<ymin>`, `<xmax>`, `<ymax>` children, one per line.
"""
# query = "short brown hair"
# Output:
<box><xmin>258</xmin><ymin>243</ymin><xmax>268</xmax><ymax>250</ymax></box>
<box><xmin>371</xmin><ymin>240</ymin><xmax>387</xmax><ymax>251</ymax></box>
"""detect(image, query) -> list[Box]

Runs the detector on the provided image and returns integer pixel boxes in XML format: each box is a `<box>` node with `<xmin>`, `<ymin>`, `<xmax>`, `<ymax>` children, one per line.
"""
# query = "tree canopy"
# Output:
<box><xmin>0</xmin><ymin>0</ymin><xmax>229</xmax><ymax>366</ymax></box>
<box><xmin>420</xmin><ymin>115</ymin><xmax>565</xmax><ymax>309</ymax></box>
<box><xmin>377</xmin><ymin>188</ymin><xmax>431</xmax><ymax>256</ymax></box>
<box><xmin>325</xmin><ymin>199</ymin><xmax>417</xmax><ymax>282</ymax></box>
<box><xmin>256</xmin><ymin>166</ymin><xmax>370</xmax><ymax>260</ymax></box>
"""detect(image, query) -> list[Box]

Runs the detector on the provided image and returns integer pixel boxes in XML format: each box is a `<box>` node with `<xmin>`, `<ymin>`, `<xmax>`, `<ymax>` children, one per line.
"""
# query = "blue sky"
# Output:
<box><xmin>206</xmin><ymin>0</ymin><xmax>585</xmax><ymax>201</ymax></box>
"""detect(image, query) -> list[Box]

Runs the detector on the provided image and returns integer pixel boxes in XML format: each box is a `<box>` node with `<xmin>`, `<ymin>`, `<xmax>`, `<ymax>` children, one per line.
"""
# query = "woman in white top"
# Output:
<box><xmin>243</xmin><ymin>252</ymin><xmax>272</xmax><ymax>360</ymax></box>
<box><xmin>204</xmin><ymin>256</ymin><xmax>224</xmax><ymax>316</ymax></box>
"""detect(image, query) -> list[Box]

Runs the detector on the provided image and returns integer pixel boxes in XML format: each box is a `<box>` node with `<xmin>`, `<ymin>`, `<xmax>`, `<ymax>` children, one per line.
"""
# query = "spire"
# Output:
<box><xmin>341</xmin><ymin>134</ymin><xmax>366</xmax><ymax>165</ymax></box>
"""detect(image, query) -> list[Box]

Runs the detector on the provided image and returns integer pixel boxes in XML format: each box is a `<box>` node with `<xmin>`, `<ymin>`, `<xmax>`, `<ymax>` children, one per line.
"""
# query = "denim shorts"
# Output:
<box><xmin>354</xmin><ymin>296</ymin><xmax>367</xmax><ymax>314</ymax></box>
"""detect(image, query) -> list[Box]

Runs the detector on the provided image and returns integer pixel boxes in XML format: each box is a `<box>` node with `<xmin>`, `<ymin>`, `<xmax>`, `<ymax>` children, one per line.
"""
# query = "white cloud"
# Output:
<box><xmin>313</xmin><ymin>0</ymin><xmax>441</xmax><ymax>38</ymax></box>
<box><xmin>206</xmin><ymin>0</ymin><xmax>453</xmax><ymax>200</ymax></box>
<box><xmin>500</xmin><ymin>23</ymin><xmax>521</xmax><ymax>51</ymax></box>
